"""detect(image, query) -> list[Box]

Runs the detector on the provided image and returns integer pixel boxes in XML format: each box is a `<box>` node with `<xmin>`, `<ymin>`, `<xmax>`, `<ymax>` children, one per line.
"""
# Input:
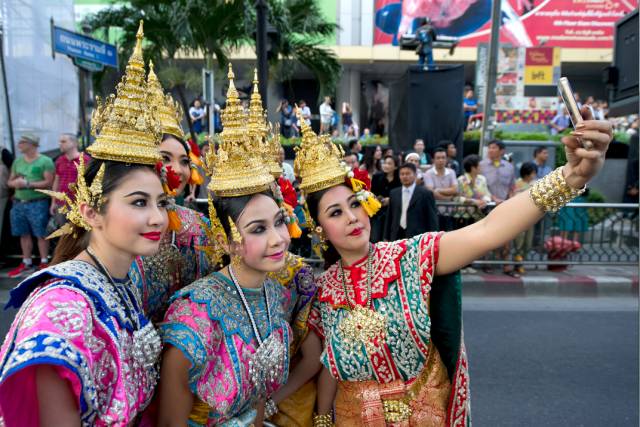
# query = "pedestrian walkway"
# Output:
<box><xmin>462</xmin><ymin>264</ymin><xmax>638</xmax><ymax>297</ymax></box>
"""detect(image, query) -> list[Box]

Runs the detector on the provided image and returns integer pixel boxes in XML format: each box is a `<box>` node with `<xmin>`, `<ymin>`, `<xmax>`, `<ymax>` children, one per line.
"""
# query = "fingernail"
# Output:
<box><xmin>575</xmin><ymin>123</ymin><xmax>586</xmax><ymax>129</ymax></box>
<box><xmin>571</xmin><ymin>131</ymin><xmax>584</xmax><ymax>136</ymax></box>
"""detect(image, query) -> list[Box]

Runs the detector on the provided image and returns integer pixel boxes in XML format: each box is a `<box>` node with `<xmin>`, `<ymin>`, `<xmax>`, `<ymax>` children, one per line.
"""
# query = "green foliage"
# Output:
<box><xmin>84</xmin><ymin>0</ymin><xmax>341</xmax><ymax>97</ymax></box>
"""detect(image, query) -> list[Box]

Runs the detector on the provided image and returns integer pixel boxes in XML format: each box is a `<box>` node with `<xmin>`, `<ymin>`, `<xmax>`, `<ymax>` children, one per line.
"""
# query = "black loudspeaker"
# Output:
<box><xmin>389</xmin><ymin>65</ymin><xmax>465</xmax><ymax>157</ymax></box>
<box><xmin>608</xmin><ymin>9</ymin><xmax>638</xmax><ymax>116</ymax></box>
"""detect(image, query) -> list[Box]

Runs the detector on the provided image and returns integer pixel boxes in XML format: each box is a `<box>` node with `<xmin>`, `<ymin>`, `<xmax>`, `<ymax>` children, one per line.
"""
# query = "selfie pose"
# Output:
<box><xmin>0</xmin><ymin>23</ymin><xmax>174</xmax><ymax>425</ymax></box>
<box><xmin>294</xmin><ymin>109</ymin><xmax>612</xmax><ymax>426</ymax></box>
<box><xmin>157</xmin><ymin>66</ymin><xmax>321</xmax><ymax>427</ymax></box>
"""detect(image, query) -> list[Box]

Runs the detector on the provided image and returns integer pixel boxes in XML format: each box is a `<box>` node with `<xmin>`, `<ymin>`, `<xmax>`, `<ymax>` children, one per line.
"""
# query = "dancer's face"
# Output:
<box><xmin>85</xmin><ymin>168</ymin><xmax>168</xmax><ymax>258</ymax></box>
<box><xmin>232</xmin><ymin>194</ymin><xmax>290</xmax><ymax>273</ymax></box>
<box><xmin>317</xmin><ymin>185</ymin><xmax>370</xmax><ymax>256</ymax></box>
<box><xmin>160</xmin><ymin>137</ymin><xmax>191</xmax><ymax>195</ymax></box>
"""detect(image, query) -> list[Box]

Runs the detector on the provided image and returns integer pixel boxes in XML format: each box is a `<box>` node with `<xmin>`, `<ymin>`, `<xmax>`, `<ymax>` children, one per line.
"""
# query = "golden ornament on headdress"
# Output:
<box><xmin>207</xmin><ymin>64</ymin><xmax>274</xmax><ymax>196</ymax></box>
<box><xmin>247</xmin><ymin>68</ymin><xmax>283</xmax><ymax>178</ymax></box>
<box><xmin>38</xmin><ymin>156</ymin><xmax>105</xmax><ymax>239</ymax></box>
<box><xmin>228</xmin><ymin>216</ymin><xmax>242</xmax><ymax>244</ymax></box>
<box><xmin>293</xmin><ymin>106</ymin><xmax>346</xmax><ymax>194</ymax></box>
<box><xmin>88</xmin><ymin>20</ymin><xmax>162</xmax><ymax>165</ymax></box>
<box><xmin>195</xmin><ymin>197</ymin><xmax>228</xmax><ymax>266</ymax></box>
<box><xmin>147</xmin><ymin>60</ymin><xmax>185</xmax><ymax>140</ymax></box>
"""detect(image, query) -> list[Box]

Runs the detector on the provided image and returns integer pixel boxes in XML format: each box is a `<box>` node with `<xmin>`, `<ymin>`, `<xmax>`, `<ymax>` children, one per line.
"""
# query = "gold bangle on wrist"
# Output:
<box><xmin>313</xmin><ymin>412</ymin><xmax>334</xmax><ymax>427</ymax></box>
<box><xmin>529</xmin><ymin>167</ymin><xmax>585</xmax><ymax>213</ymax></box>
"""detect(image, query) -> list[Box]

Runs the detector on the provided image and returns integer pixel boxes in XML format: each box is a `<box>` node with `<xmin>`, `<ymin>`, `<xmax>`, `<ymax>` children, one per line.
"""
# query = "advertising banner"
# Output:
<box><xmin>374</xmin><ymin>0</ymin><xmax>637</xmax><ymax>48</ymax></box>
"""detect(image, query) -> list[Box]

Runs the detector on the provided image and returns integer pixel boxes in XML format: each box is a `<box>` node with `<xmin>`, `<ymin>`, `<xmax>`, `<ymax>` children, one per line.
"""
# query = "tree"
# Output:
<box><xmin>84</xmin><ymin>0</ymin><xmax>341</xmax><ymax>109</ymax></box>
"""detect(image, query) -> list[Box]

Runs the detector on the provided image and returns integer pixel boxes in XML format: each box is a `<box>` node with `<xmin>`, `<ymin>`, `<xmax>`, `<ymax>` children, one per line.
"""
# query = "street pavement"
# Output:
<box><xmin>464</xmin><ymin>296</ymin><xmax>638</xmax><ymax>426</ymax></box>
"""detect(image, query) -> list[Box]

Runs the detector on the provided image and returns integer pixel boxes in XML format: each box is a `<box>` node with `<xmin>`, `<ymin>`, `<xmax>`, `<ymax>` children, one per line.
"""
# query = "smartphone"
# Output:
<box><xmin>558</xmin><ymin>77</ymin><xmax>593</xmax><ymax>149</ymax></box>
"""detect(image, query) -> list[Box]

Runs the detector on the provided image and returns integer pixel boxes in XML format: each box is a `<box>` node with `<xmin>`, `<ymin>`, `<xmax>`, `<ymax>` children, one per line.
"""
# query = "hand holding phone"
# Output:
<box><xmin>558</xmin><ymin>77</ymin><xmax>593</xmax><ymax>150</ymax></box>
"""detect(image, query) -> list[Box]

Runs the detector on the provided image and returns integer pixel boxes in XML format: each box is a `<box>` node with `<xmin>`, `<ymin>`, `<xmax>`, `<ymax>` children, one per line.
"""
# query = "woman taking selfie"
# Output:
<box><xmin>293</xmin><ymin>110</ymin><xmax>612</xmax><ymax>426</ymax></box>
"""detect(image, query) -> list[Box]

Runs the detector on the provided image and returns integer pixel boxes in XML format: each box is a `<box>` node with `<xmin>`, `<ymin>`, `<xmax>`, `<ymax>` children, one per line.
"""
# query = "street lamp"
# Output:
<box><xmin>254</xmin><ymin>0</ymin><xmax>279</xmax><ymax>108</ymax></box>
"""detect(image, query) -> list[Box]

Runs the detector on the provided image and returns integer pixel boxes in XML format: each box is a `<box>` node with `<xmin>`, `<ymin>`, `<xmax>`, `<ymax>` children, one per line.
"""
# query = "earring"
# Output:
<box><xmin>231</xmin><ymin>253</ymin><xmax>242</xmax><ymax>269</ymax></box>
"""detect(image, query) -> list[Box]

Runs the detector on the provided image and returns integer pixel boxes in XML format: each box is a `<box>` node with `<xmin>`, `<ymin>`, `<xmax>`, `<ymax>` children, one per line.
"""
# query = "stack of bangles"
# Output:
<box><xmin>313</xmin><ymin>412</ymin><xmax>334</xmax><ymax>427</ymax></box>
<box><xmin>529</xmin><ymin>166</ymin><xmax>585</xmax><ymax>212</ymax></box>
<box><xmin>264</xmin><ymin>398</ymin><xmax>278</xmax><ymax>419</ymax></box>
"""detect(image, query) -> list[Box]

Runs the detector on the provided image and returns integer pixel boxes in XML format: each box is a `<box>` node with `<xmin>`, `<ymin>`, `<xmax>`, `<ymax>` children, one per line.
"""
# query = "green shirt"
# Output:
<box><xmin>11</xmin><ymin>155</ymin><xmax>54</xmax><ymax>201</ymax></box>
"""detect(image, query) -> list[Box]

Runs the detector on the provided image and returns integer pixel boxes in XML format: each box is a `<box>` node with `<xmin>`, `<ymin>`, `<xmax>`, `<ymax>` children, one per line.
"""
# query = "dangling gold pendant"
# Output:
<box><xmin>338</xmin><ymin>305</ymin><xmax>387</xmax><ymax>352</ymax></box>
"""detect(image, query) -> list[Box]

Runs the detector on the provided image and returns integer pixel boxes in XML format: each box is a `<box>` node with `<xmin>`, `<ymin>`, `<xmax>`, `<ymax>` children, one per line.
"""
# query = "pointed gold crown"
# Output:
<box><xmin>88</xmin><ymin>20</ymin><xmax>162</xmax><ymax>165</ymax></box>
<box><xmin>294</xmin><ymin>107</ymin><xmax>346</xmax><ymax>194</ymax></box>
<box><xmin>207</xmin><ymin>64</ymin><xmax>274</xmax><ymax>197</ymax></box>
<box><xmin>247</xmin><ymin>68</ymin><xmax>283</xmax><ymax>178</ymax></box>
<box><xmin>147</xmin><ymin>60</ymin><xmax>185</xmax><ymax>140</ymax></box>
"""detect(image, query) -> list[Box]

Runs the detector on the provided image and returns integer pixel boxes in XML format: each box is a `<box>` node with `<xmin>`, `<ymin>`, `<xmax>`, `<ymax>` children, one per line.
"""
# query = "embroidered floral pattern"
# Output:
<box><xmin>0</xmin><ymin>261</ymin><xmax>160</xmax><ymax>426</ymax></box>
<box><xmin>160</xmin><ymin>273</ymin><xmax>292</xmax><ymax>425</ymax></box>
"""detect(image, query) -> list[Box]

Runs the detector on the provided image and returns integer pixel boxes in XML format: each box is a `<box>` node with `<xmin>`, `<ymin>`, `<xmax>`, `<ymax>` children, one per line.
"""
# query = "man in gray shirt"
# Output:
<box><xmin>424</xmin><ymin>147</ymin><xmax>458</xmax><ymax>230</ymax></box>
<box><xmin>479</xmin><ymin>140</ymin><xmax>515</xmax><ymax>203</ymax></box>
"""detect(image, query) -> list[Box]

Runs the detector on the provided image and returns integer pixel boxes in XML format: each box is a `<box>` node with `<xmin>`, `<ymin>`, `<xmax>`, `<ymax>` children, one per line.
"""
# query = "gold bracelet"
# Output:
<box><xmin>312</xmin><ymin>412</ymin><xmax>334</xmax><ymax>427</ymax></box>
<box><xmin>529</xmin><ymin>167</ymin><xmax>585</xmax><ymax>213</ymax></box>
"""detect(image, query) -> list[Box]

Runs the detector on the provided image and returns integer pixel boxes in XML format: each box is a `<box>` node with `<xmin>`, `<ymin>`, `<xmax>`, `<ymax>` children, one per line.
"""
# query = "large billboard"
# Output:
<box><xmin>374</xmin><ymin>0</ymin><xmax>638</xmax><ymax>48</ymax></box>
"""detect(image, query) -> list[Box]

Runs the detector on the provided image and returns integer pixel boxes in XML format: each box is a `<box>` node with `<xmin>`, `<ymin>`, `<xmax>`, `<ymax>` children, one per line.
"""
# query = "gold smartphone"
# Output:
<box><xmin>558</xmin><ymin>77</ymin><xmax>593</xmax><ymax>149</ymax></box>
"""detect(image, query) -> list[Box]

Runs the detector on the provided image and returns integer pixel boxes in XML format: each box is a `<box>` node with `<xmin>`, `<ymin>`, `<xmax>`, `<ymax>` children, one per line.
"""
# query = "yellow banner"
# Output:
<box><xmin>524</xmin><ymin>66</ymin><xmax>554</xmax><ymax>85</ymax></box>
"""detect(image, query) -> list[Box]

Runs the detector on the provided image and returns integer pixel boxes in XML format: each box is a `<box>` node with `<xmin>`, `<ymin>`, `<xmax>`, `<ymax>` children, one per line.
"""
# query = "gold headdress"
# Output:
<box><xmin>146</xmin><ymin>60</ymin><xmax>185</xmax><ymax>140</ymax></box>
<box><xmin>207</xmin><ymin>64</ymin><xmax>273</xmax><ymax>197</ymax></box>
<box><xmin>38</xmin><ymin>156</ymin><xmax>105</xmax><ymax>238</ymax></box>
<box><xmin>294</xmin><ymin>108</ymin><xmax>381</xmax><ymax>217</ymax></box>
<box><xmin>247</xmin><ymin>68</ymin><xmax>283</xmax><ymax>178</ymax></box>
<box><xmin>88</xmin><ymin>20</ymin><xmax>162</xmax><ymax>165</ymax></box>
<box><xmin>293</xmin><ymin>108</ymin><xmax>347</xmax><ymax>194</ymax></box>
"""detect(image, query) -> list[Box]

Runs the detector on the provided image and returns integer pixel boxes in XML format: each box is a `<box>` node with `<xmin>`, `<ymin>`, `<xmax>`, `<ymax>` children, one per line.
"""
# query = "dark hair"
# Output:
<box><xmin>520</xmin><ymin>161</ymin><xmax>537</xmax><ymax>179</ymax></box>
<box><xmin>305</xmin><ymin>184</ymin><xmax>351</xmax><ymax>269</ymax></box>
<box><xmin>488</xmin><ymin>139</ymin><xmax>506</xmax><ymax>150</ymax></box>
<box><xmin>162</xmin><ymin>133</ymin><xmax>189</xmax><ymax>155</ymax></box>
<box><xmin>533</xmin><ymin>146</ymin><xmax>548</xmax><ymax>157</ymax></box>
<box><xmin>383</xmin><ymin>154</ymin><xmax>398</xmax><ymax>168</ymax></box>
<box><xmin>399</xmin><ymin>162</ymin><xmax>417</xmax><ymax>174</ymax></box>
<box><xmin>52</xmin><ymin>159</ymin><xmax>156</xmax><ymax>265</ymax></box>
<box><xmin>462</xmin><ymin>154</ymin><xmax>480</xmax><ymax>173</ymax></box>
<box><xmin>348</xmin><ymin>140</ymin><xmax>360</xmax><ymax>150</ymax></box>
<box><xmin>432</xmin><ymin>147</ymin><xmax>447</xmax><ymax>157</ymax></box>
<box><xmin>361</xmin><ymin>146</ymin><xmax>381</xmax><ymax>174</ymax></box>
<box><xmin>210</xmin><ymin>190</ymin><xmax>276</xmax><ymax>241</ymax></box>
<box><xmin>440</xmin><ymin>140</ymin><xmax>455</xmax><ymax>149</ymax></box>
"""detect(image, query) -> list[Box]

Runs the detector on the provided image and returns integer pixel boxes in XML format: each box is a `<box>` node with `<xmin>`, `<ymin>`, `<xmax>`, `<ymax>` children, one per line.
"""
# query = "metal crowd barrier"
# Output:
<box><xmin>194</xmin><ymin>199</ymin><xmax>639</xmax><ymax>266</ymax></box>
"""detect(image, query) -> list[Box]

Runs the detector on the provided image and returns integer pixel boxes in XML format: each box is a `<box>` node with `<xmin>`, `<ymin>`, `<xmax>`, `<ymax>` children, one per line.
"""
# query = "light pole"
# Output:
<box><xmin>478</xmin><ymin>0</ymin><xmax>502</xmax><ymax>156</ymax></box>
<box><xmin>255</xmin><ymin>0</ymin><xmax>268</xmax><ymax>106</ymax></box>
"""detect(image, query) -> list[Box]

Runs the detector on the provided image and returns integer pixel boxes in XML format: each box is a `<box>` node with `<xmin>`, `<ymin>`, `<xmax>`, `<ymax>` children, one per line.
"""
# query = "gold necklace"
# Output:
<box><xmin>337</xmin><ymin>244</ymin><xmax>387</xmax><ymax>353</ymax></box>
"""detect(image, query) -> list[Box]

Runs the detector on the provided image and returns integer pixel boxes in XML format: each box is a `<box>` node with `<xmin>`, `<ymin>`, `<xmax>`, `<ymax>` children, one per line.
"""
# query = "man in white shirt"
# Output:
<box><xmin>424</xmin><ymin>147</ymin><xmax>458</xmax><ymax>230</ymax></box>
<box><xmin>319</xmin><ymin>96</ymin><xmax>334</xmax><ymax>134</ymax></box>
<box><xmin>384</xmin><ymin>162</ymin><xmax>438</xmax><ymax>240</ymax></box>
<box><xmin>278</xmin><ymin>146</ymin><xmax>296</xmax><ymax>183</ymax></box>
<box><xmin>297</xmin><ymin>100</ymin><xmax>312</xmax><ymax>127</ymax></box>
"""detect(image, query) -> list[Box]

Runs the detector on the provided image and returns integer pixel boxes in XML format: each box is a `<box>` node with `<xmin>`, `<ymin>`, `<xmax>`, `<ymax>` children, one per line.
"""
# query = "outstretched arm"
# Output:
<box><xmin>436</xmin><ymin>118</ymin><xmax>612</xmax><ymax>276</ymax></box>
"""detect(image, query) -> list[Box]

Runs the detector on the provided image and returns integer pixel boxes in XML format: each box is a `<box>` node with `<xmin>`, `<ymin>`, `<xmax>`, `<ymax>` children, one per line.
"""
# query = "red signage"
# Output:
<box><xmin>374</xmin><ymin>0</ymin><xmax>638</xmax><ymax>48</ymax></box>
<box><xmin>525</xmin><ymin>47</ymin><xmax>554</xmax><ymax>65</ymax></box>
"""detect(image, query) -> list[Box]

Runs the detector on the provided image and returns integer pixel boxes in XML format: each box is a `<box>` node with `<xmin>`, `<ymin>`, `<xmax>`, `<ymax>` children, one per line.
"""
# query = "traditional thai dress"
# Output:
<box><xmin>308</xmin><ymin>232</ymin><xmax>470</xmax><ymax>426</ymax></box>
<box><xmin>130</xmin><ymin>205</ymin><xmax>212</xmax><ymax>324</ymax></box>
<box><xmin>267</xmin><ymin>253</ymin><xmax>318</xmax><ymax>427</ymax></box>
<box><xmin>0</xmin><ymin>261</ymin><xmax>161</xmax><ymax>426</ymax></box>
<box><xmin>160</xmin><ymin>271</ymin><xmax>293</xmax><ymax>426</ymax></box>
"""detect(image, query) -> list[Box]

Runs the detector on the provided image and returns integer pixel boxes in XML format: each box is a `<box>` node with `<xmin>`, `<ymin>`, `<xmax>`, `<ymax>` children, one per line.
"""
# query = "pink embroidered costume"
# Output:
<box><xmin>308</xmin><ymin>233</ymin><xmax>471</xmax><ymax>426</ymax></box>
<box><xmin>130</xmin><ymin>204</ymin><xmax>211</xmax><ymax>323</ymax></box>
<box><xmin>0</xmin><ymin>261</ymin><xmax>161</xmax><ymax>426</ymax></box>
<box><xmin>160</xmin><ymin>272</ymin><xmax>292</xmax><ymax>426</ymax></box>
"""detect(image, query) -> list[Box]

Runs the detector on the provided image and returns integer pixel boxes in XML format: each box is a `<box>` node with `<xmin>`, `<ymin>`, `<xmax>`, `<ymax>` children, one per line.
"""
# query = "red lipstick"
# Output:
<box><xmin>141</xmin><ymin>231</ymin><xmax>162</xmax><ymax>241</ymax></box>
<box><xmin>349</xmin><ymin>227</ymin><xmax>363</xmax><ymax>237</ymax></box>
<box><xmin>267</xmin><ymin>251</ymin><xmax>285</xmax><ymax>261</ymax></box>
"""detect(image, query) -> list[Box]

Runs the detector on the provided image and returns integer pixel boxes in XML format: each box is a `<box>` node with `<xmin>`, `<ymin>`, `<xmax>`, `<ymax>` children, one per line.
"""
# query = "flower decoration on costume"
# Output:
<box><xmin>187</xmin><ymin>139</ymin><xmax>204</xmax><ymax>185</ymax></box>
<box><xmin>155</xmin><ymin>162</ymin><xmax>182</xmax><ymax>231</ymax></box>
<box><xmin>270</xmin><ymin>177</ymin><xmax>302</xmax><ymax>238</ymax></box>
